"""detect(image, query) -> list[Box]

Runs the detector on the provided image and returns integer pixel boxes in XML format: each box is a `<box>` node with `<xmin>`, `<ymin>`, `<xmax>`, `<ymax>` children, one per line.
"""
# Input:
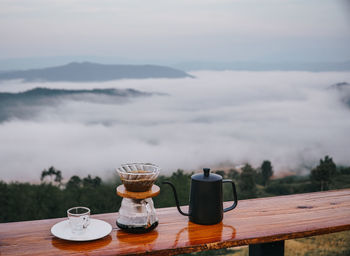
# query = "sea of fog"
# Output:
<box><xmin>1</xmin><ymin>70</ymin><xmax>350</xmax><ymax>182</ymax></box>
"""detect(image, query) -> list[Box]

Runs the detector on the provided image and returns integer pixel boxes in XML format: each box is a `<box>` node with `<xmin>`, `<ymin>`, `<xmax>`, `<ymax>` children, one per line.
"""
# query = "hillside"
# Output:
<box><xmin>0</xmin><ymin>87</ymin><xmax>153</xmax><ymax>122</ymax></box>
<box><xmin>0</xmin><ymin>62</ymin><xmax>194</xmax><ymax>82</ymax></box>
<box><xmin>330</xmin><ymin>82</ymin><xmax>350</xmax><ymax>107</ymax></box>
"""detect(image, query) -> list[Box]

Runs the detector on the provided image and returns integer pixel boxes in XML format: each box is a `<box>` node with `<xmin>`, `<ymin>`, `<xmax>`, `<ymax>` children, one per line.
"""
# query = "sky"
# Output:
<box><xmin>0</xmin><ymin>0</ymin><xmax>350</xmax><ymax>68</ymax></box>
<box><xmin>1</xmin><ymin>71</ymin><xmax>350</xmax><ymax>182</ymax></box>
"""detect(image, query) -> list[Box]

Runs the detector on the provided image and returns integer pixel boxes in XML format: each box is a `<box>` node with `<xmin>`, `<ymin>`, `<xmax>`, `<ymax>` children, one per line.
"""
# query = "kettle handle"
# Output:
<box><xmin>223</xmin><ymin>179</ymin><xmax>238</xmax><ymax>212</ymax></box>
<box><xmin>162</xmin><ymin>181</ymin><xmax>189</xmax><ymax>216</ymax></box>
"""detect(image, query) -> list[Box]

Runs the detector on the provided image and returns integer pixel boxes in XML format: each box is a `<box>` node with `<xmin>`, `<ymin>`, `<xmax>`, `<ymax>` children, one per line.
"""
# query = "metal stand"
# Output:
<box><xmin>249</xmin><ymin>240</ymin><xmax>284</xmax><ymax>256</ymax></box>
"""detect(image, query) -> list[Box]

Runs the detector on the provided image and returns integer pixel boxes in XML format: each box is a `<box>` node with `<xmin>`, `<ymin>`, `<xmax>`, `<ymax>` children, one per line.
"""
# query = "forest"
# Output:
<box><xmin>1</xmin><ymin>155</ymin><xmax>350</xmax><ymax>223</ymax></box>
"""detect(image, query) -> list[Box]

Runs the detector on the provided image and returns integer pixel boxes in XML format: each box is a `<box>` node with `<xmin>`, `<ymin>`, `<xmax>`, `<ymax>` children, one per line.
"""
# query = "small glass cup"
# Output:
<box><xmin>67</xmin><ymin>206</ymin><xmax>90</xmax><ymax>233</ymax></box>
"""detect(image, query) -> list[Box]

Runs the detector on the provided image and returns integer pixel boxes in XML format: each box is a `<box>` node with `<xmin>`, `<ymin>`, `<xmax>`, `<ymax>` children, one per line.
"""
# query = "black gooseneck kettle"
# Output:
<box><xmin>163</xmin><ymin>168</ymin><xmax>238</xmax><ymax>225</ymax></box>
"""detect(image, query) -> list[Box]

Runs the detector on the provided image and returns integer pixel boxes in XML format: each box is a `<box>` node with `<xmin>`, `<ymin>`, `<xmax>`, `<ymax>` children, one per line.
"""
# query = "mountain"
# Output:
<box><xmin>0</xmin><ymin>87</ymin><xmax>155</xmax><ymax>122</ymax></box>
<box><xmin>330</xmin><ymin>82</ymin><xmax>350</xmax><ymax>107</ymax></box>
<box><xmin>0</xmin><ymin>62</ymin><xmax>194</xmax><ymax>82</ymax></box>
<box><xmin>331</xmin><ymin>82</ymin><xmax>350</xmax><ymax>90</ymax></box>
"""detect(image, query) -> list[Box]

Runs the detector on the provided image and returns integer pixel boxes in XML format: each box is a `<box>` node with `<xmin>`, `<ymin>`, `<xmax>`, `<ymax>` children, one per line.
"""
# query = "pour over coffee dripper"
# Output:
<box><xmin>116</xmin><ymin>163</ymin><xmax>160</xmax><ymax>233</ymax></box>
<box><xmin>117</xmin><ymin>163</ymin><xmax>159</xmax><ymax>192</ymax></box>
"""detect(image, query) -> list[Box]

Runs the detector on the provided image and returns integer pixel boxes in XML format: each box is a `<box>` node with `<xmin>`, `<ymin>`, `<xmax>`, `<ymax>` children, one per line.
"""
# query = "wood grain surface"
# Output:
<box><xmin>116</xmin><ymin>185</ymin><xmax>160</xmax><ymax>199</ymax></box>
<box><xmin>1</xmin><ymin>189</ymin><xmax>350</xmax><ymax>256</ymax></box>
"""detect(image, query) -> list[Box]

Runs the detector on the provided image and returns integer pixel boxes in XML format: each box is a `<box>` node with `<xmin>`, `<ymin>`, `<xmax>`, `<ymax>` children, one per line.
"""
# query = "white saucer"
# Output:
<box><xmin>51</xmin><ymin>218</ymin><xmax>112</xmax><ymax>241</ymax></box>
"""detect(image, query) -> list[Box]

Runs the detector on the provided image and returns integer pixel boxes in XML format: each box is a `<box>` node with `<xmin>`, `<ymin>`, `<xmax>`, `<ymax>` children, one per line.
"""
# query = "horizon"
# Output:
<box><xmin>1</xmin><ymin>0</ymin><xmax>350</xmax><ymax>70</ymax></box>
<box><xmin>1</xmin><ymin>58</ymin><xmax>350</xmax><ymax>72</ymax></box>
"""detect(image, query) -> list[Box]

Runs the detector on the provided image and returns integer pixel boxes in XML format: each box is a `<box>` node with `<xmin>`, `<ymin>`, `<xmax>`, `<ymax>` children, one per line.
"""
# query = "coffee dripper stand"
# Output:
<box><xmin>116</xmin><ymin>184</ymin><xmax>160</xmax><ymax>233</ymax></box>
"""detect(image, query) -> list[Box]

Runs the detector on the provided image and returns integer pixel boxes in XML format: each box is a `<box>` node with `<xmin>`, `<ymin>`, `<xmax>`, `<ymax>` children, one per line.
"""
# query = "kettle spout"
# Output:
<box><xmin>162</xmin><ymin>181</ymin><xmax>189</xmax><ymax>216</ymax></box>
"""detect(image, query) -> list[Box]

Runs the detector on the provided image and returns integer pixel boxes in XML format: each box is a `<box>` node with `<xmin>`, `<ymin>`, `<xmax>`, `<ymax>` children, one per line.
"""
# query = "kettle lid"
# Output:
<box><xmin>191</xmin><ymin>168</ymin><xmax>222</xmax><ymax>182</ymax></box>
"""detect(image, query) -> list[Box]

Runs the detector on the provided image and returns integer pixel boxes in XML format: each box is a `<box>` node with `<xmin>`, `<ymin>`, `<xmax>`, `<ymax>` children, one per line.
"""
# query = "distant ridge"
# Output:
<box><xmin>0</xmin><ymin>62</ymin><xmax>194</xmax><ymax>82</ymax></box>
<box><xmin>330</xmin><ymin>82</ymin><xmax>350</xmax><ymax>108</ymax></box>
<box><xmin>0</xmin><ymin>87</ymin><xmax>155</xmax><ymax>122</ymax></box>
<box><xmin>330</xmin><ymin>82</ymin><xmax>350</xmax><ymax>89</ymax></box>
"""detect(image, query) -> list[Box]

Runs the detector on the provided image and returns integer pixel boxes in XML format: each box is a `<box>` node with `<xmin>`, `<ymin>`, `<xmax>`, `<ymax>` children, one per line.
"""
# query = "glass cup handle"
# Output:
<box><xmin>82</xmin><ymin>215</ymin><xmax>90</xmax><ymax>229</ymax></box>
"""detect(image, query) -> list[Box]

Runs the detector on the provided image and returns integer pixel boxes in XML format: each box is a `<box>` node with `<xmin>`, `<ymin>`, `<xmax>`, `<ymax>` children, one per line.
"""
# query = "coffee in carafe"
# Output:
<box><xmin>116</xmin><ymin>163</ymin><xmax>160</xmax><ymax>233</ymax></box>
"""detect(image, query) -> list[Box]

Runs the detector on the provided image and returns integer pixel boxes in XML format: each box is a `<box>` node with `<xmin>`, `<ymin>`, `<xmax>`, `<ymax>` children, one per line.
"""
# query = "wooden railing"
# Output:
<box><xmin>0</xmin><ymin>189</ymin><xmax>350</xmax><ymax>256</ymax></box>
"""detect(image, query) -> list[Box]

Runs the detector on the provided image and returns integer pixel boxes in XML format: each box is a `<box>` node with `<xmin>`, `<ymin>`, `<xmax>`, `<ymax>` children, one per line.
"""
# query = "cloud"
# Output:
<box><xmin>0</xmin><ymin>71</ymin><xmax>350</xmax><ymax>182</ymax></box>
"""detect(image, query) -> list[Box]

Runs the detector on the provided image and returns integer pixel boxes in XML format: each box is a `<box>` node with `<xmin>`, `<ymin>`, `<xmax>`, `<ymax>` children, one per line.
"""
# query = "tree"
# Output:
<box><xmin>40</xmin><ymin>166</ymin><xmax>63</xmax><ymax>187</ymax></box>
<box><xmin>239</xmin><ymin>164</ymin><xmax>257</xmax><ymax>197</ymax></box>
<box><xmin>215</xmin><ymin>170</ymin><xmax>226</xmax><ymax>178</ymax></box>
<box><xmin>156</xmin><ymin>169</ymin><xmax>192</xmax><ymax>208</ymax></box>
<box><xmin>227</xmin><ymin>168</ymin><xmax>239</xmax><ymax>180</ymax></box>
<box><xmin>83</xmin><ymin>175</ymin><xmax>102</xmax><ymax>187</ymax></box>
<box><xmin>261</xmin><ymin>160</ymin><xmax>273</xmax><ymax>186</ymax></box>
<box><xmin>310</xmin><ymin>155</ymin><xmax>336</xmax><ymax>191</ymax></box>
<box><xmin>66</xmin><ymin>176</ymin><xmax>82</xmax><ymax>189</ymax></box>
<box><xmin>54</xmin><ymin>170</ymin><xmax>63</xmax><ymax>187</ymax></box>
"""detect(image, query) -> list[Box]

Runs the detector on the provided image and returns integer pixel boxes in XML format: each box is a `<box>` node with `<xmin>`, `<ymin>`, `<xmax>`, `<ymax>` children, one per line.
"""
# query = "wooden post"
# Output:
<box><xmin>249</xmin><ymin>240</ymin><xmax>284</xmax><ymax>256</ymax></box>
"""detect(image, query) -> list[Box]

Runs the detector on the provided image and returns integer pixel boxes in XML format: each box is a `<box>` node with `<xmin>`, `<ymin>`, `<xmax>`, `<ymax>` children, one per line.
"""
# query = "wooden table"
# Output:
<box><xmin>1</xmin><ymin>189</ymin><xmax>350</xmax><ymax>256</ymax></box>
